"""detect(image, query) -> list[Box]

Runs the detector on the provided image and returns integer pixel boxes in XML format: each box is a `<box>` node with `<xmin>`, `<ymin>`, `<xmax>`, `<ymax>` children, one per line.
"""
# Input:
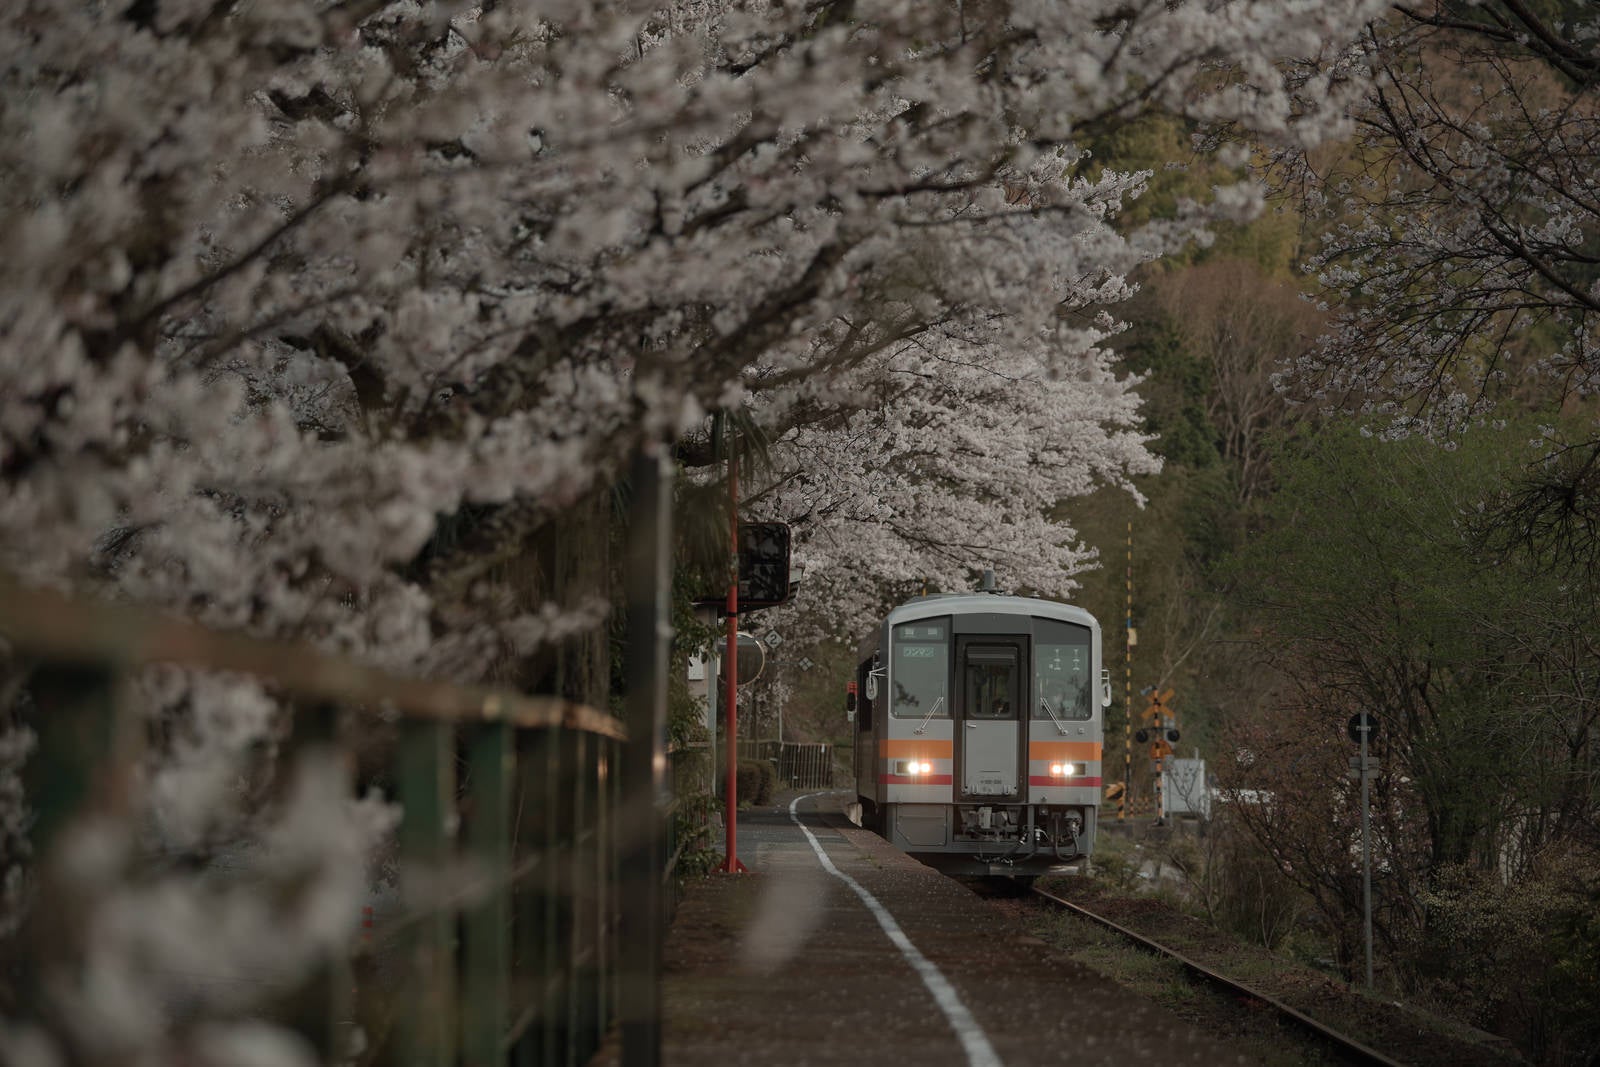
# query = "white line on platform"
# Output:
<box><xmin>788</xmin><ymin>794</ymin><xmax>1003</xmax><ymax>1067</ymax></box>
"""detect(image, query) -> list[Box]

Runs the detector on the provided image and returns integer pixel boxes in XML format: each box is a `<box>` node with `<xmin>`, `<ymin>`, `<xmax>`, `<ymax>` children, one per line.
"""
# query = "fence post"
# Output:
<box><xmin>513</xmin><ymin>725</ymin><xmax>564</xmax><ymax>1067</ymax></box>
<box><xmin>24</xmin><ymin>663</ymin><xmax>126</xmax><ymax>853</ymax></box>
<box><xmin>286</xmin><ymin>702</ymin><xmax>352</xmax><ymax>1060</ymax></box>
<box><xmin>18</xmin><ymin>663</ymin><xmax>126</xmax><ymax>1024</ymax></box>
<box><xmin>398</xmin><ymin>718</ymin><xmax>456</xmax><ymax>1067</ymax></box>
<box><xmin>565</xmin><ymin>728</ymin><xmax>593</xmax><ymax>1052</ymax></box>
<box><xmin>463</xmin><ymin>717</ymin><xmax>512</xmax><ymax>1066</ymax></box>
<box><xmin>621</xmin><ymin>447</ymin><xmax>672</xmax><ymax>1067</ymax></box>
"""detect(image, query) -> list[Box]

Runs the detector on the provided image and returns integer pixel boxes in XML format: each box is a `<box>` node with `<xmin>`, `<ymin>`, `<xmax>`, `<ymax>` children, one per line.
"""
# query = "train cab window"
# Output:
<box><xmin>964</xmin><ymin>645</ymin><xmax>1019</xmax><ymax>720</ymax></box>
<box><xmin>891</xmin><ymin>620</ymin><xmax>949</xmax><ymax>718</ymax></box>
<box><xmin>1034</xmin><ymin>619</ymin><xmax>1093</xmax><ymax>721</ymax></box>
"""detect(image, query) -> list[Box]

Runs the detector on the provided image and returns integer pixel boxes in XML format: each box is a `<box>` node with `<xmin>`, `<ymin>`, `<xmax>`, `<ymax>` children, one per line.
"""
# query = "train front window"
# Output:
<box><xmin>1034</xmin><ymin>619</ymin><xmax>1093</xmax><ymax>721</ymax></box>
<box><xmin>964</xmin><ymin>646</ymin><xmax>1019</xmax><ymax>720</ymax></box>
<box><xmin>891</xmin><ymin>620</ymin><xmax>949</xmax><ymax>718</ymax></box>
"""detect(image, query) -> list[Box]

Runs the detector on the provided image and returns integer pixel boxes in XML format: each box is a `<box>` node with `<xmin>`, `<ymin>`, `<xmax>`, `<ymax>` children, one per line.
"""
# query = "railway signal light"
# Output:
<box><xmin>738</xmin><ymin>522</ymin><xmax>792</xmax><ymax>608</ymax></box>
<box><xmin>694</xmin><ymin>521</ymin><xmax>793</xmax><ymax>612</ymax></box>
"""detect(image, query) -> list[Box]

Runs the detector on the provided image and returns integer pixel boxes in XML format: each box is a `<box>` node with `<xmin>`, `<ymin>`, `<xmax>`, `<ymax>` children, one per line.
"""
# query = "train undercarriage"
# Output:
<box><xmin>857</xmin><ymin>800</ymin><xmax>1096</xmax><ymax>878</ymax></box>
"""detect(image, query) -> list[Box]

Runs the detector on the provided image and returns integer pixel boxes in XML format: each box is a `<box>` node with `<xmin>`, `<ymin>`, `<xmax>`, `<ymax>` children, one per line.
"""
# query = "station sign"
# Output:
<box><xmin>1347</xmin><ymin>712</ymin><xmax>1380</xmax><ymax>745</ymax></box>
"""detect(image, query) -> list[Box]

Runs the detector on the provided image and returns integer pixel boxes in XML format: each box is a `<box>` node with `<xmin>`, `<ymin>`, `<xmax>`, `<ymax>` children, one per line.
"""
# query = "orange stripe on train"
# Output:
<box><xmin>1027</xmin><ymin>741</ymin><xmax>1102</xmax><ymax>760</ymax></box>
<box><xmin>880</xmin><ymin>738</ymin><xmax>954</xmax><ymax>757</ymax></box>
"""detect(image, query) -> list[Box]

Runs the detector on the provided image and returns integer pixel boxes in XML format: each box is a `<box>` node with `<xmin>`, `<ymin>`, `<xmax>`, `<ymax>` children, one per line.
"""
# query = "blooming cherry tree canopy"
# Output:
<box><xmin>2</xmin><ymin>0</ymin><xmax>1380</xmax><ymax>661</ymax></box>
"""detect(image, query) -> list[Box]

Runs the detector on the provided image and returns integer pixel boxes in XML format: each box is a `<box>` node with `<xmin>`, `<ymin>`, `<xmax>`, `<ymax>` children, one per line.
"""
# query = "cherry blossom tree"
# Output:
<box><xmin>2</xmin><ymin>0</ymin><xmax>1382</xmax><ymax>659</ymax></box>
<box><xmin>739</xmin><ymin>323</ymin><xmax>1160</xmax><ymax>637</ymax></box>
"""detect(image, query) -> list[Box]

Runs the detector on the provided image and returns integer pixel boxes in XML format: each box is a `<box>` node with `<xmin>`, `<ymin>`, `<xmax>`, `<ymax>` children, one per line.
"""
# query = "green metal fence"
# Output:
<box><xmin>0</xmin><ymin>561</ymin><xmax>682</xmax><ymax>1066</ymax></box>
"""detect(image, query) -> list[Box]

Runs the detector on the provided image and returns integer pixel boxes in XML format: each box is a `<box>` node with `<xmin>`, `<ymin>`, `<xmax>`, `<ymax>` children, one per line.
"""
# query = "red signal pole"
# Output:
<box><xmin>718</xmin><ymin>439</ymin><xmax>747</xmax><ymax>873</ymax></box>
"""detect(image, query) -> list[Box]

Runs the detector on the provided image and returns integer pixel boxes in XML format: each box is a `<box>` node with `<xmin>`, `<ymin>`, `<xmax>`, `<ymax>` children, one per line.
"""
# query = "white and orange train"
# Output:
<box><xmin>847</xmin><ymin>590</ymin><xmax>1111</xmax><ymax>878</ymax></box>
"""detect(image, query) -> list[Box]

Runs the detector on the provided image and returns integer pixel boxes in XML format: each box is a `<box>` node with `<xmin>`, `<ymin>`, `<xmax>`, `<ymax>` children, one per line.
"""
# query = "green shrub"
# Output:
<box><xmin>672</xmin><ymin>791</ymin><xmax>720</xmax><ymax>877</ymax></box>
<box><xmin>1409</xmin><ymin>850</ymin><xmax>1600</xmax><ymax>1065</ymax></box>
<box><xmin>755</xmin><ymin>760</ymin><xmax>777</xmax><ymax>805</ymax></box>
<box><xmin>1090</xmin><ymin>835</ymin><xmax>1143</xmax><ymax>892</ymax></box>
<box><xmin>1197</xmin><ymin>816</ymin><xmax>1304</xmax><ymax>950</ymax></box>
<box><xmin>735</xmin><ymin>760</ymin><xmax>761</xmax><ymax>806</ymax></box>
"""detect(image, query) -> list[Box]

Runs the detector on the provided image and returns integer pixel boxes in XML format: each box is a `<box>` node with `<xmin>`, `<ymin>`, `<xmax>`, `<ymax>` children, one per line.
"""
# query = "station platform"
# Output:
<box><xmin>602</xmin><ymin>791</ymin><xmax>1262</xmax><ymax>1066</ymax></box>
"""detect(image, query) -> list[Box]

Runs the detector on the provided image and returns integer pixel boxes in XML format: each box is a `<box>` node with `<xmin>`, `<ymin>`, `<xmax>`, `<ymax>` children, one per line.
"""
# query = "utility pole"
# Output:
<box><xmin>717</xmin><ymin>417</ymin><xmax>747</xmax><ymax>874</ymax></box>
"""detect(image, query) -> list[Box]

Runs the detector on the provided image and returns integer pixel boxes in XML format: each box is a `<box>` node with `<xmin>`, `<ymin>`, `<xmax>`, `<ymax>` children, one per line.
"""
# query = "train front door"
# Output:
<box><xmin>957</xmin><ymin>639</ymin><xmax>1023</xmax><ymax>798</ymax></box>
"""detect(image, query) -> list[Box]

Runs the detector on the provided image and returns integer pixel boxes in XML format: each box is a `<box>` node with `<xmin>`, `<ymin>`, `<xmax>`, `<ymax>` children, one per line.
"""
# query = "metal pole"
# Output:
<box><xmin>1153</xmin><ymin>708</ymin><xmax>1164</xmax><ymax>826</ymax></box>
<box><xmin>621</xmin><ymin>446</ymin><xmax>673</xmax><ymax>1065</ymax></box>
<box><xmin>706</xmin><ymin>649</ymin><xmax>717</xmax><ymax>801</ymax></box>
<box><xmin>718</xmin><ymin>434</ymin><xmax>747</xmax><ymax>873</ymax></box>
<box><xmin>1361</xmin><ymin>724</ymin><xmax>1374</xmax><ymax>989</ymax></box>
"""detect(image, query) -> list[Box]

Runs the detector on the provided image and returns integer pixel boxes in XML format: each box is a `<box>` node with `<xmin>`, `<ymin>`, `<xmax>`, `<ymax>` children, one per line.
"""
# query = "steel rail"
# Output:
<box><xmin>1029</xmin><ymin>886</ymin><xmax>1408</xmax><ymax>1067</ymax></box>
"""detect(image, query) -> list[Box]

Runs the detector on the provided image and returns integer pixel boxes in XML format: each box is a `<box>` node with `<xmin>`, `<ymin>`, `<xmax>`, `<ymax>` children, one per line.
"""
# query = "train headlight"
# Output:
<box><xmin>895</xmin><ymin>760</ymin><xmax>933</xmax><ymax>776</ymax></box>
<box><xmin>1049</xmin><ymin>763</ymin><xmax>1077</xmax><ymax>777</ymax></box>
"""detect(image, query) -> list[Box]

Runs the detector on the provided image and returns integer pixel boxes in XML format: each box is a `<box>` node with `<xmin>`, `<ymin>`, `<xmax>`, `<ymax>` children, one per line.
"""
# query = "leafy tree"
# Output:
<box><xmin>1220</xmin><ymin>419</ymin><xmax>1600</xmax><ymax>994</ymax></box>
<box><xmin>1288</xmin><ymin>1</ymin><xmax>1600</xmax><ymax>570</ymax></box>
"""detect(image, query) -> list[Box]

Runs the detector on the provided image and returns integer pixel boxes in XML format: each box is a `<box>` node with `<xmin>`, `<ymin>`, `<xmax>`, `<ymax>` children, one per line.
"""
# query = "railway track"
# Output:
<box><xmin>1026</xmin><ymin>885</ymin><xmax>1406</xmax><ymax>1067</ymax></box>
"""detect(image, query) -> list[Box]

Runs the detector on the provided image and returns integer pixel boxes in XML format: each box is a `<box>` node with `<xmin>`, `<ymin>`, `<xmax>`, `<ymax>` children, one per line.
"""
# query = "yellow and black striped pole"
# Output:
<box><xmin>1121</xmin><ymin>520</ymin><xmax>1132</xmax><ymax>820</ymax></box>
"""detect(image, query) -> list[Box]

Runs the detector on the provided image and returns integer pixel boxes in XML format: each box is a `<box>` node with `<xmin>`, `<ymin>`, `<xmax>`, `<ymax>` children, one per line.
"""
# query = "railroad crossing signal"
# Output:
<box><xmin>1142</xmin><ymin>688</ymin><xmax>1174</xmax><ymax>721</ymax></box>
<box><xmin>1133</xmin><ymin>688</ymin><xmax>1179</xmax><ymax>753</ymax></box>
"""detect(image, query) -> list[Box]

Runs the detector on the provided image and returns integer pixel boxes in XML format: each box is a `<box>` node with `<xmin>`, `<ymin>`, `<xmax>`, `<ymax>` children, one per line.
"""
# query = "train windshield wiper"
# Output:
<box><xmin>913</xmin><ymin>695</ymin><xmax>945</xmax><ymax>735</ymax></box>
<box><xmin>1039</xmin><ymin>697</ymin><xmax>1070</xmax><ymax>735</ymax></box>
